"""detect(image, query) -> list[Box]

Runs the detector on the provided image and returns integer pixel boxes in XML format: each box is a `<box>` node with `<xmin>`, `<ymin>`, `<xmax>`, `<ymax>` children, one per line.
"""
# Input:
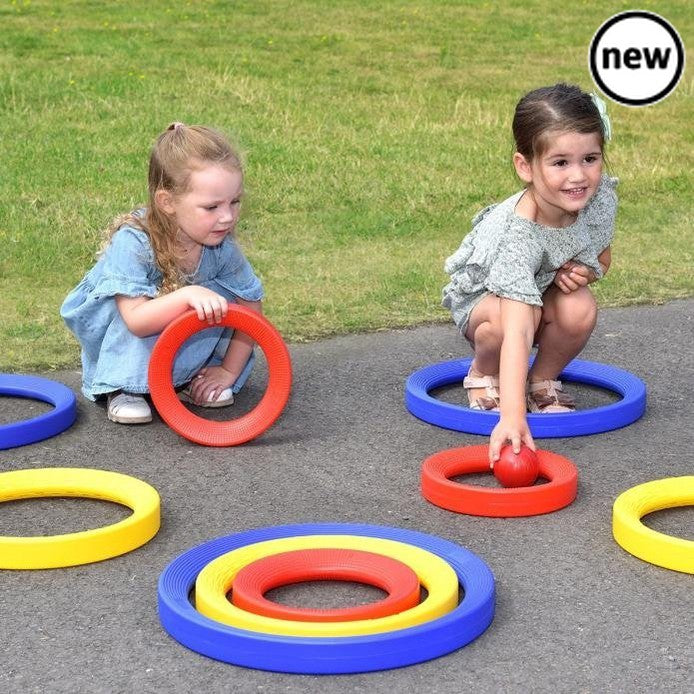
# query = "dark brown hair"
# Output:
<box><xmin>512</xmin><ymin>83</ymin><xmax>605</xmax><ymax>161</ymax></box>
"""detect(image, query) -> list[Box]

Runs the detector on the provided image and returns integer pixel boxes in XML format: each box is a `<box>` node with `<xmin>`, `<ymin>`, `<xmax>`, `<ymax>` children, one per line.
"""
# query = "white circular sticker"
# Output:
<box><xmin>589</xmin><ymin>11</ymin><xmax>685</xmax><ymax>107</ymax></box>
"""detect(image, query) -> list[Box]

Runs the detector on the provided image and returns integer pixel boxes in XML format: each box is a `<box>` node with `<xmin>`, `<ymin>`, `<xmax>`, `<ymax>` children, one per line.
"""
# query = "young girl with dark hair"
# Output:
<box><xmin>61</xmin><ymin>123</ymin><xmax>263</xmax><ymax>424</ymax></box>
<box><xmin>442</xmin><ymin>84</ymin><xmax>616</xmax><ymax>463</ymax></box>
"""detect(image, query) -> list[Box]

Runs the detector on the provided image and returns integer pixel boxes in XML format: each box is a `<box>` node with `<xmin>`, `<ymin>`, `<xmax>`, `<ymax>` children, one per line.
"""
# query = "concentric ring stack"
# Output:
<box><xmin>157</xmin><ymin>523</ymin><xmax>496</xmax><ymax>674</ymax></box>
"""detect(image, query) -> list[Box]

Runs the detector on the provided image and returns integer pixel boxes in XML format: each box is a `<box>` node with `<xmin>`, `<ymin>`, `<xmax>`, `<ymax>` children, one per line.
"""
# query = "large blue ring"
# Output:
<box><xmin>405</xmin><ymin>357</ymin><xmax>646</xmax><ymax>438</ymax></box>
<box><xmin>0</xmin><ymin>374</ymin><xmax>77</xmax><ymax>450</ymax></box>
<box><xmin>158</xmin><ymin>523</ymin><xmax>495</xmax><ymax>674</ymax></box>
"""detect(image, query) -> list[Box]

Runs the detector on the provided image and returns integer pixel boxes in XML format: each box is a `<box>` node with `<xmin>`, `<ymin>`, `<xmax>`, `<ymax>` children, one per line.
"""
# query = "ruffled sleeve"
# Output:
<box><xmin>206</xmin><ymin>238</ymin><xmax>264</xmax><ymax>302</ymax></box>
<box><xmin>584</xmin><ymin>175</ymin><xmax>618</xmax><ymax>254</ymax></box>
<box><xmin>484</xmin><ymin>224</ymin><xmax>545</xmax><ymax>306</ymax></box>
<box><xmin>92</xmin><ymin>227</ymin><xmax>160</xmax><ymax>299</ymax></box>
<box><xmin>444</xmin><ymin>203</ymin><xmax>499</xmax><ymax>276</ymax></box>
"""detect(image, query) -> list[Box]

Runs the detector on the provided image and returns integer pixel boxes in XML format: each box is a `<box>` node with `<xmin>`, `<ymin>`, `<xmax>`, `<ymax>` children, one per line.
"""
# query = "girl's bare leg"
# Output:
<box><xmin>529</xmin><ymin>285</ymin><xmax>597</xmax><ymax>382</ymax></box>
<box><xmin>465</xmin><ymin>294</ymin><xmax>535</xmax><ymax>404</ymax></box>
<box><xmin>465</xmin><ymin>294</ymin><xmax>503</xmax><ymax>380</ymax></box>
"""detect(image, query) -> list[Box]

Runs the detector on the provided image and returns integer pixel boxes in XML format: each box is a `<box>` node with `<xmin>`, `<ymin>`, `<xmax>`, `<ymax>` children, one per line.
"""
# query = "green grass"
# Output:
<box><xmin>1</xmin><ymin>0</ymin><xmax>692</xmax><ymax>371</ymax></box>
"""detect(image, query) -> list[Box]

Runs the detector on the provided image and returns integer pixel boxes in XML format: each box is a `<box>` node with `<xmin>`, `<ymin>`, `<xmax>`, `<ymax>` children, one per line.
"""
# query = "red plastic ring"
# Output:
<box><xmin>230</xmin><ymin>548</ymin><xmax>421</xmax><ymax>622</ymax></box>
<box><xmin>148</xmin><ymin>307</ymin><xmax>292</xmax><ymax>446</ymax></box>
<box><xmin>421</xmin><ymin>445</ymin><xmax>578</xmax><ymax>517</ymax></box>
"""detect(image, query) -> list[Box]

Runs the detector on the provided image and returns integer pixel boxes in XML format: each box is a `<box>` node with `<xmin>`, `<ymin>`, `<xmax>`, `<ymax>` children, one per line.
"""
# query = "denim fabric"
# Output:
<box><xmin>61</xmin><ymin>225</ymin><xmax>264</xmax><ymax>400</ymax></box>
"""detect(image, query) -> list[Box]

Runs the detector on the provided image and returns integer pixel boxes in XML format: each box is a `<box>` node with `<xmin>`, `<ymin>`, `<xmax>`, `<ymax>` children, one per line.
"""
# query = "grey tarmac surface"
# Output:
<box><xmin>1</xmin><ymin>299</ymin><xmax>692</xmax><ymax>694</ymax></box>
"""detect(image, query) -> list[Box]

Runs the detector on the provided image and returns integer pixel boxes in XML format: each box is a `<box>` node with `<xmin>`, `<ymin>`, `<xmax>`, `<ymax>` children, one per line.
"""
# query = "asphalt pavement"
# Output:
<box><xmin>1</xmin><ymin>299</ymin><xmax>692</xmax><ymax>693</ymax></box>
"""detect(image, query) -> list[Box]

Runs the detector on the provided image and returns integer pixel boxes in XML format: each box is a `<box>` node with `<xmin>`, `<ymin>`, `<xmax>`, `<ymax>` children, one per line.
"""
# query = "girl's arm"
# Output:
<box><xmin>219</xmin><ymin>298</ymin><xmax>262</xmax><ymax>377</ymax></box>
<box><xmin>597</xmin><ymin>245</ymin><xmax>611</xmax><ymax>276</ymax></box>
<box><xmin>554</xmin><ymin>244</ymin><xmax>612</xmax><ymax>293</ymax></box>
<box><xmin>115</xmin><ymin>285</ymin><xmax>229</xmax><ymax>337</ymax></box>
<box><xmin>489</xmin><ymin>298</ymin><xmax>537</xmax><ymax>464</ymax></box>
<box><xmin>185</xmin><ymin>298</ymin><xmax>263</xmax><ymax>404</ymax></box>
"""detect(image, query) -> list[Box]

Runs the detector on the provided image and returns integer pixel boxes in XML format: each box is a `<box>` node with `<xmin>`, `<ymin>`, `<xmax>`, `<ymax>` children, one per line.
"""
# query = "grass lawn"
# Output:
<box><xmin>1</xmin><ymin>0</ymin><xmax>692</xmax><ymax>371</ymax></box>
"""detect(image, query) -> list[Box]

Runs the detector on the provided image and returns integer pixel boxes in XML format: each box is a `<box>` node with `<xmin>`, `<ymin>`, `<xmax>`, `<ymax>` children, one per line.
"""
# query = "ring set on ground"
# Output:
<box><xmin>405</xmin><ymin>357</ymin><xmax>650</xmax><ymax>517</ymax></box>
<box><xmin>157</xmin><ymin>523</ymin><xmax>496</xmax><ymax>674</ymax></box>
<box><xmin>405</xmin><ymin>357</ymin><xmax>692</xmax><ymax>575</ymax></box>
<box><xmin>1</xmin><ymin>334</ymin><xmax>691</xmax><ymax>680</ymax></box>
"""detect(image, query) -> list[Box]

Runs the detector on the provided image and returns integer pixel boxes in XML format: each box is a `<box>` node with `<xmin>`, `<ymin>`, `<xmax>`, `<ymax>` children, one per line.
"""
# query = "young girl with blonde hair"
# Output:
<box><xmin>442</xmin><ymin>84</ymin><xmax>616</xmax><ymax>463</ymax></box>
<box><xmin>61</xmin><ymin>123</ymin><xmax>263</xmax><ymax>424</ymax></box>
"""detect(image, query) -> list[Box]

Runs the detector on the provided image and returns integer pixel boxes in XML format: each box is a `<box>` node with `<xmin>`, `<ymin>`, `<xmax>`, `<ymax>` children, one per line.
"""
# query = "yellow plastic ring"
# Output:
<box><xmin>612</xmin><ymin>476</ymin><xmax>694</xmax><ymax>574</ymax></box>
<box><xmin>195</xmin><ymin>534</ymin><xmax>459</xmax><ymax>636</ymax></box>
<box><xmin>0</xmin><ymin>468</ymin><xmax>161</xmax><ymax>569</ymax></box>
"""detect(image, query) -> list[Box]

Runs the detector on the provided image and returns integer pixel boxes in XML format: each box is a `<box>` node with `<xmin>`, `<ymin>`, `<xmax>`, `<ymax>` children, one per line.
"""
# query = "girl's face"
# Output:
<box><xmin>513</xmin><ymin>130</ymin><xmax>603</xmax><ymax>226</ymax></box>
<box><xmin>159</xmin><ymin>164</ymin><xmax>244</xmax><ymax>248</ymax></box>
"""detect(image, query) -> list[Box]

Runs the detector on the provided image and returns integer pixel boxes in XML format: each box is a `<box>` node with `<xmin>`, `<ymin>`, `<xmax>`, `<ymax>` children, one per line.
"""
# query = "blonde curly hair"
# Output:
<box><xmin>103</xmin><ymin>123</ymin><xmax>243</xmax><ymax>295</ymax></box>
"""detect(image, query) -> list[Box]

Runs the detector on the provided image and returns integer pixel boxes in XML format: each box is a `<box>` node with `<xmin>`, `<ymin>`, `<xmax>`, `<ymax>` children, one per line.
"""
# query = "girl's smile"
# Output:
<box><xmin>513</xmin><ymin>131</ymin><xmax>603</xmax><ymax>227</ymax></box>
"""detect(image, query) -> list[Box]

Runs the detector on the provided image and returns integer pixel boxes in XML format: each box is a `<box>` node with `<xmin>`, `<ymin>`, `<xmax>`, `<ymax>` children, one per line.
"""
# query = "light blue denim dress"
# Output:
<box><xmin>61</xmin><ymin>225</ymin><xmax>264</xmax><ymax>401</ymax></box>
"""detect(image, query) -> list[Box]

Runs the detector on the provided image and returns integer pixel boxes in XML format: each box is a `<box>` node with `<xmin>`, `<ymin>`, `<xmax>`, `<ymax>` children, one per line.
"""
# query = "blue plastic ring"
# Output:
<box><xmin>405</xmin><ymin>357</ymin><xmax>646</xmax><ymax>438</ymax></box>
<box><xmin>0</xmin><ymin>374</ymin><xmax>77</xmax><ymax>450</ymax></box>
<box><xmin>158</xmin><ymin>523</ymin><xmax>495</xmax><ymax>674</ymax></box>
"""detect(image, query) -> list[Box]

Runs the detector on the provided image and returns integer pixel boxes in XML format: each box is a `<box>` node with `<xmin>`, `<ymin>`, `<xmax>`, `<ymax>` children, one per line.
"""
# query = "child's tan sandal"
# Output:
<box><xmin>527</xmin><ymin>379</ymin><xmax>575</xmax><ymax>413</ymax></box>
<box><xmin>463</xmin><ymin>371</ymin><xmax>500</xmax><ymax>411</ymax></box>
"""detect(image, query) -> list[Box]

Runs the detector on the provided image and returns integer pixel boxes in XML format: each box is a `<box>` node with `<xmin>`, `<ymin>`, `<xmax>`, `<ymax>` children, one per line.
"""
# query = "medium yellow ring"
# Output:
<box><xmin>0</xmin><ymin>468</ymin><xmax>161</xmax><ymax>569</ymax></box>
<box><xmin>195</xmin><ymin>534</ymin><xmax>459</xmax><ymax>636</ymax></box>
<box><xmin>612</xmin><ymin>476</ymin><xmax>694</xmax><ymax>574</ymax></box>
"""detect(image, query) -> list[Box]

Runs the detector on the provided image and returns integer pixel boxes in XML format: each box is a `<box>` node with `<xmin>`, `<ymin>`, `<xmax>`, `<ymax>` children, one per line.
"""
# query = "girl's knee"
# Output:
<box><xmin>473</xmin><ymin>318</ymin><xmax>503</xmax><ymax>348</ymax></box>
<box><xmin>466</xmin><ymin>295</ymin><xmax>502</xmax><ymax>345</ymax></box>
<box><xmin>559</xmin><ymin>288</ymin><xmax>597</xmax><ymax>333</ymax></box>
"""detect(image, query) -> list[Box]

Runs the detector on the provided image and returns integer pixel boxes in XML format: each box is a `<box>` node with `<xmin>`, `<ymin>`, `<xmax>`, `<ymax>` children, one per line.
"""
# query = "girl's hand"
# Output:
<box><xmin>187</xmin><ymin>366</ymin><xmax>235</xmax><ymax>405</ymax></box>
<box><xmin>553</xmin><ymin>262</ymin><xmax>596</xmax><ymax>293</ymax></box>
<box><xmin>185</xmin><ymin>286</ymin><xmax>229</xmax><ymax>324</ymax></box>
<box><xmin>488</xmin><ymin>415</ymin><xmax>536</xmax><ymax>467</ymax></box>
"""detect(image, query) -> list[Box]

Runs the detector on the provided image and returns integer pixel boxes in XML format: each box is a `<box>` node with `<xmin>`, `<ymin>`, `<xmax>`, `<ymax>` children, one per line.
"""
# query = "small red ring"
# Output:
<box><xmin>148</xmin><ymin>307</ymin><xmax>291</xmax><ymax>446</ymax></box>
<box><xmin>230</xmin><ymin>548</ymin><xmax>421</xmax><ymax>622</ymax></box>
<box><xmin>421</xmin><ymin>445</ymin><xmax>578</xmax><ymax>517</ymax></box>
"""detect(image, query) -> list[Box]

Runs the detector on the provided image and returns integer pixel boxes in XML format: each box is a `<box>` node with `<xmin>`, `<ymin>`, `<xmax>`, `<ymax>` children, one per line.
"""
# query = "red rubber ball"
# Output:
<box><xmin>494</xmin><ymin>445</ymin><xmax>540</xmax><ymax>488</ymax></box>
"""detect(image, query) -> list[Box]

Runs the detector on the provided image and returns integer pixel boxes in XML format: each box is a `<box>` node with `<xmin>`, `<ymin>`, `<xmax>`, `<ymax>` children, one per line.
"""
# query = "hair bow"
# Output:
<box><xmin>590</xmin><ymin>93</ymin><xmax>612</xmax><ymax>142</ymax></box>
